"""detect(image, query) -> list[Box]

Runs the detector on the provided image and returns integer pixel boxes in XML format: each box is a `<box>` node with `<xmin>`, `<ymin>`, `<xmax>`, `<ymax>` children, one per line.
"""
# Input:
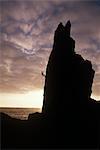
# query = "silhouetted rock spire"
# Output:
<box><xmin>65</xmin><ymin>20</ymin><xmax>71</xmax><ymax>37</ymax></box>
<box><xmin>41</xmin><ymin>21</ymin><xmax>100</xmax><ymax>148</ymax></box>
<box><xmin>42</xmin><ymin>21</ymin><xmax>95</xmax><ymax>115</ymax></box>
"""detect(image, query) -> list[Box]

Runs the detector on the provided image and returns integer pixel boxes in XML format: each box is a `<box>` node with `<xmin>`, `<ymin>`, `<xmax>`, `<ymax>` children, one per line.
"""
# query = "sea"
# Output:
<box><xmin>0</xmin><ymin>107</ymin><xmax>42</xmax><ymax>120</ymax></box>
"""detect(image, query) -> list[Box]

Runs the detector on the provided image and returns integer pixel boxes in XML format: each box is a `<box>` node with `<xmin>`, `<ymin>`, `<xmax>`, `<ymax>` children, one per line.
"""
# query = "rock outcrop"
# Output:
<box><xmin>42</xmin><ymin>20</ymin><xmax>100</xmax><ymax>148</ymax></box>
<box><xmin>42</xmin><ymin>21</ymin><xmax>94</xmax><ymax>115</ymax></box>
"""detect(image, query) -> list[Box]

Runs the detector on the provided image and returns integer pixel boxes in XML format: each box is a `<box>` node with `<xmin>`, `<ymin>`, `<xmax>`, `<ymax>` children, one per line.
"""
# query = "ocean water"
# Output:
<box><xmin>0</xmin><ymin>107</ymin><xmax>42</xmax><ymax>120</ymax></box>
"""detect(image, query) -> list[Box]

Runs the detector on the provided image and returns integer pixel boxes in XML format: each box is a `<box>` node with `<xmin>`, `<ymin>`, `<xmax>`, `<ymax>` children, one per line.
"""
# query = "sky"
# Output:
<box><xmin>0</xmin><ymin>0</ymin><xmax>100</xmax><ymax>108</ymax></box>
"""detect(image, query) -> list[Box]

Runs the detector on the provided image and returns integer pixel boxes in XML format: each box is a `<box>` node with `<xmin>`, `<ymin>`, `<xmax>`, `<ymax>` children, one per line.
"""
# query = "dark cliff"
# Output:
<box><xmin>42</xmin><ymin>21</ymin><xmax>95</xmax><ymax>115</ymax></box>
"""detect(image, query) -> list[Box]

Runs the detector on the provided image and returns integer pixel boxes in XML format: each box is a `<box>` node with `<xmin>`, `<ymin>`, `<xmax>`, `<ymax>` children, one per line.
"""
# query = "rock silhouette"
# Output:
<box><xmin>43</xmin><ymin>21</ymin><xmax>94</xmax><ymax>115</ymax></box>
<box><xmin>42</xmin><ymin>21</ymin><xmax>100</xmax><ymax>147</ymax></box>
<box><xmin>1</xmin><ymin>21</ymin><xmax>100</xmax><ymax>148</ymax></box>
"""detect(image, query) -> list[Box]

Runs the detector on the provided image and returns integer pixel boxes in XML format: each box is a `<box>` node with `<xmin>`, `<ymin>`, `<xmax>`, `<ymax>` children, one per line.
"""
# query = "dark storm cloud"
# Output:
<box><xmin>0</xmin><ymin>0</ymin><xmax>100</xmax><ymax>97</ymax></box>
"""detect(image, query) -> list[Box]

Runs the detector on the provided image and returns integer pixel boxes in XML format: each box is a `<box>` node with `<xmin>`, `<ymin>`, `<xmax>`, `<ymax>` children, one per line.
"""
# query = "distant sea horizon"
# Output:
<box><xmin>0</xmin><ymin>107</ymin><xmax>42</xmax><ymax>120</ymax></box>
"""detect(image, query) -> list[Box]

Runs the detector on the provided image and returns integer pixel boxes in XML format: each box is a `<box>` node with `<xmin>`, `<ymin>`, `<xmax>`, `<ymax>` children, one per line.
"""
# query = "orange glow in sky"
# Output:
<box><xmin>91</xmin><ymin>94</ymin><xmax>100</xmax><ymax>101</ymax></box>
<box><xmin>0</xmin><ymin>90</ymin><xmax>43</xmax><ymax>108</ymax></box>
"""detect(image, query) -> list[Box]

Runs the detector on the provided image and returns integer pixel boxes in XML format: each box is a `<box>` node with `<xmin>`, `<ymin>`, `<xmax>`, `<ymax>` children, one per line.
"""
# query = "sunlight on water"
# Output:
<box><xmin>0</xmin><ymin>108</ymin><xmax>41</xmax><ymax>120</ymax></box>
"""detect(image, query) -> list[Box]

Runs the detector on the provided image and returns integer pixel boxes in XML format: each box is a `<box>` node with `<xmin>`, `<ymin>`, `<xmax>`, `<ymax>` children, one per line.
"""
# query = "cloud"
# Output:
<box><xmin>0</xmin><ymin>0</ymin><xmax>100</xmax><ymax>99</ymax></box>
<box><xmin>0</xmin><ymin>41</ymin><xmax>44</xmax><ymax>93</ymax></box>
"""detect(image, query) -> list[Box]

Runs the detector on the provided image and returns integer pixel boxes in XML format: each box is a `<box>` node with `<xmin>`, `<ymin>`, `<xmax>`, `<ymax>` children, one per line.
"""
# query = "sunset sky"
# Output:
<box><xmin>0</xmin><ymin>0</ymin><xmax>100</xmax><ymax>108</ymax></box>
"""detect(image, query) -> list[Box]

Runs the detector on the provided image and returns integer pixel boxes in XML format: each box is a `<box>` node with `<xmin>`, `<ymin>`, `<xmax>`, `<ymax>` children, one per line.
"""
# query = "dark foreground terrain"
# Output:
<box><xmin>1</xmin><ymin>100</ymin><xmax>100</xmax><ymax>149</ymax></box>
<box><xmin>1</xmin><ymin>21</ymin><xmax>100</xmax><ymax>148</ymax></box>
